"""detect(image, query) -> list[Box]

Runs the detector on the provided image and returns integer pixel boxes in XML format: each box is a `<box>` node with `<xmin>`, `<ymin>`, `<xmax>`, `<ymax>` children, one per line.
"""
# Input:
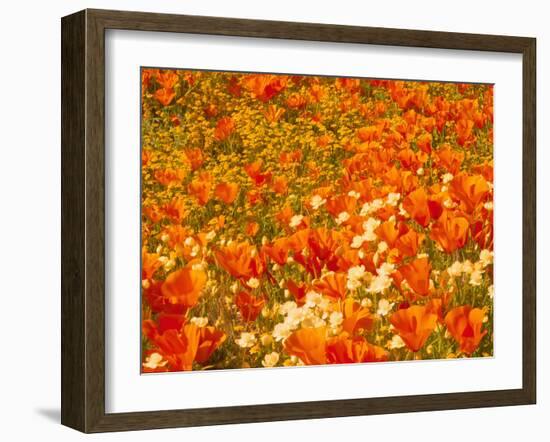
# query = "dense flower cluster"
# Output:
<box><xmin>141</xmin><ymin>68</ymin><xmax>494</xmax><ymax>372</ymax></box>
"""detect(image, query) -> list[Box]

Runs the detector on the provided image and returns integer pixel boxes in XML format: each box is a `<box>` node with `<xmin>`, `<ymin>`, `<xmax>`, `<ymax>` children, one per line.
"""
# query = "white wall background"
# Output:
<box><xmin>0</xmin><ymin>0</ymin><xmax>545</xmax><ymax>439</ymax></box>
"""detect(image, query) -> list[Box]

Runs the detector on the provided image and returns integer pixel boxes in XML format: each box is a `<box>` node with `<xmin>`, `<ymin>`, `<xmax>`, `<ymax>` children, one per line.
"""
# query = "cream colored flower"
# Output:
<box><xmin>272</xmin><ymin>323</ymin><xmax>292</xmax><ymax>341</ymax></box>
<box><xmin>377</xmin><ymin>299</ymin><xmax>394</xmax><ymax>316</ymax></box>
<box><xmin>289</xmin><ymin>214</ymin><xmax>304</xmax><ymax>228</ymax></box>
<box><xmin>329</xmin><ymin>311</ymin><xmax>344</xmax><ymax>327</ymax></box>
<box><xmin>247</xmin><ymin>277</ymin><xmax>260</xmax><ymax>289</ymax></box>
<box><xmin>190</xmin><ymin>317</ymin><xmax>209</xmax><ymax>327</ymax></box>
<box><xmin>479</xmin><ymin>249</ymin><xmax>494</xmax><ymax>267</ymax></box>
<box><xmin>336</xmin><ymin>211</ymin><xmax>350</xmax><ymax>225</ymax></box>
<box><xmin>388</xmin><ymin>335</ymin><xmax>405</xmax><ymax>350</ymax></box>
<box><xmin>142</xmin><ymin>352</ymin><xmax>168</xmax><ymax>370</ymax></box>
<box><xmin>310</xmin><ymin>195</ymin><xmax>326</xmax><ymax>210</ymax></box>
<box><xmin>351</xmin><ymin>235</ymin><xmax>365</xmax><ymax>249</ymax></box>
<box><xmin>386</xmin><ymin>192</ymin><xmax>401</xmax><ymax>206</ymax></box>
<box><xmin>236</xmin><ymin>332</ymin><xmax>257</xmax><ymax>348</ymax></box>
<box><xmin>262</xmin><ymin>352</ymin><xmax>280</xmax><ymax>367</ymax></box>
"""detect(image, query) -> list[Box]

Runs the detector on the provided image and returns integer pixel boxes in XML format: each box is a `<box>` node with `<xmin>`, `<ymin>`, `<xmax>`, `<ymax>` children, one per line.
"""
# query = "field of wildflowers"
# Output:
<box><xmin>140</xmin><ymin>68</ymin><xmax>494</xmax><ymax>373</ymax></box>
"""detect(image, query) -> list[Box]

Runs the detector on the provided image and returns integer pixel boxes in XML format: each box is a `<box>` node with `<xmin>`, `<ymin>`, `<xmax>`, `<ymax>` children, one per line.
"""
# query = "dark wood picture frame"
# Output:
<box><xmin>61</xmin><ymin>8</ymin><xmax>536</xmax><ymax>433</ymax></box>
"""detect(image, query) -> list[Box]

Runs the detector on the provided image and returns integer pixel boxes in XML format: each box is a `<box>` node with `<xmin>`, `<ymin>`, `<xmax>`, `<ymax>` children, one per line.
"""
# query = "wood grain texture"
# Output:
<box><xmin>61</xmin><ymin>10</ymin><xmax>86</xmax><ymax>432</ymax></box>
<box><xmin>61</xmin><ymin>8</ymin><xmax>537</xmax><ymax>433</ymax></box>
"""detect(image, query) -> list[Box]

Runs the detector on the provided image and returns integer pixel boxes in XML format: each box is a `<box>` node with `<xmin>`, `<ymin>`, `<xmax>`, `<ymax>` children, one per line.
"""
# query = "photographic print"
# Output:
<box><xmin>140</xmin><ymin>68</ymin><xmax>494</xmax><ymax>373</ymax></box>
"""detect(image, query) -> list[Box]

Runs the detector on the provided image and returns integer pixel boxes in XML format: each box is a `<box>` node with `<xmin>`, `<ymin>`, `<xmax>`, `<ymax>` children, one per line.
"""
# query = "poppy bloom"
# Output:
<box><xmin>449</xmin><ymin>173</ymin><xmax>490</xmax><ymax>213</ymax></box>
<box><xmin>263</xmin><ymin>105</ymin><xmax>286</xmax><ymax>123</ymax></box>
<box><xmin>143</xmin><ymin>322</ymin><xmax>201</xmax><ymax>371</ymax></box>
<box><xmin>245</xmin><ymin>221</ymin><xmax>260</xmax><ymax>237</ymax></box>
<box><xmin>184</xmin><ymin>148</ymin><xmax>205</xmax><ymax>171</ymax></box>
<box><xmin>430</xmin><ymin>210</ymin><xmax>469</xmax><ymax>254</ymax></box>
<box><xmin>398</xmin><ymin>257</ymin><xmax>432</xmax><ymax>297</ymax></box>
<box><xmin>154</xmin><ymin>167</ymin><xmax>186</xmax><ymax>187</ymax></box>
<box><xmin>214</xmin><ymin>241</ymin><xmax>259</xmax><ymax>279</ymax></box>
<box><xmin>313</xmin><ymin>272</ymin><xmax>347</xmax><ymax>300</ymax></box>
<box><xmin>341</xmin><ymin>298</ymin><xmax>374</xmax><ymax>334</ymax></box>
<box><xmin>161</xmin><ymin>266</ymin><xmax>207</xmax><ymax>310</ymax></box>
<box><xmin>375</xmin><ymin>220</ymin><xmax>402</xmax><ymax>247</ymax></box>
<box><xmin>195</xmin><ymin>326</ymin><xmax>226</xmax><ymax>363</ymax></box>
<box><xmin>215</xmin><ymin>182</ymin><xmax>239</xmax><ymax>204</ymax></box>
<box><xmin>395</xmin><ymin>228</ymin><xmax>425</xmax><ymax>257</ymax></box>
<box><xmin>235</xmin><ymin>291</ymin><xmax>265</xmax><ymax>322</ymax></box>
<box><xmin>262</xmin><ymin>237</ymin><xmax>290</xmax><ymax>265</ymax></box>
<box><xmin>284</xmin><ymin>327</ymin><xmax>327</xmax><ymax>365</ymax></box>
<box><xmin>403</xmin><ymin>188</ymin><xmax>431</xmax><ymax>227</ymax></box>
<box><xmin>188</xmin><ymin>173</ymin><xmax>213</xmax><ymax>206</ymax></box>
<box><xmin>142</xmin><ymin>248</ymin><xmax>162</xmax><ymax>281</ymax></box>
<box><xmin>154</xmin><ymin>87</ymin><xmax>176</xmax><ymax>106</ymax></box>
<box><xmin>245</xmin><ymin>160</ymin><xmax>272</xmax><ymax>187</ymax></box>
<box><xmin>286</xmin><ymin>279</ymin><xmax>308</xmax><ymax>305</ymax></box>
<box><xmin>326</xmin><ymin>335</ymin><xmax>388</xmax><ymax>364</ymax></box>
<box><xmin>161</xmin><ymin>197</ymin><xmax>188</xmax><ymax>224</ymax></box>
<box><xmin>214</xmin><ymin>116</ymin><xmax>235</xmax><ymax>141</ymax></box>
<box><xmin>272</xmin><ymin>176</ymin><xmax>289</xmax><ymax>194</ymax></box>
<box><xmin>416</xmin><ymin>132</ymin><xmax>432</xmax><ymax>154</ymax></box>
<box><xmin>389</xmin><ymin>305</ymin><xmax>438</xmax><ymax>352</ymax></box>
<box><xmin>444</xmin><ymin>305</ymin><xmax>487</xmax><ymax>355</ymax></box>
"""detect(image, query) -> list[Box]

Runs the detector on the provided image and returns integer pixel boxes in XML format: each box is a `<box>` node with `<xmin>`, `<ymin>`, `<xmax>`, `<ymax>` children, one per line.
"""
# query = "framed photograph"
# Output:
<box><xmin>61</xmin><ymin>8</ymin><xmax>536</xmax><ymax>433</ymax></box>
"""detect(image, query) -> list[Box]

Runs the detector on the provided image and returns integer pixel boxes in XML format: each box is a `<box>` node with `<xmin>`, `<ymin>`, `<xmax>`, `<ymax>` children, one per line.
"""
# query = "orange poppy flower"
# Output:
<box><xmin>262</xmin><ymin>237</ymin><xmax>290</xmax><ymax>265</ymax></box>
<box><xmin>308</xmin><ymin>227</ymin><xmax>341</xmax><ymax>261</ymax></box>
<box><xmin>279</xmin><ymin>149</ymin><xmax>302</xmax><ymax>165</ymax></box>
<box><xmin>389</xmin><ymin>305</ymin><xmax>438</xmax><ymax>352</ymax></box>
<box><xmin>161</xmin><ymin>197</ymin><xmax>188</xmax><ymax>224</ymax></box>
<box><xmin>403</xmin><ymin>188</ymin><xmax>431</xmax><ymax>227</ymax></box>
<box><xmin>430</xmin><ymin>210</ymin><xmax>469</xmax><ymax>253</ymax></box>
<box><xmin>286</xmin><ymin>228</ymin><xmax>310</xmax><ymax>252</ymax></box>
<box><xmin>416</xmin><ymin>132</ymin><xmax>432</xmax><ymax>154</ymax></box>
<box><xmin>195</xmin><ymin>326</ymin><xmax>227</xmax><ymax>363</ymax></box>
<box><xmin>326</xmin><ymin>335</ymin><xmax>388</xmax><ymax>364</ymax></box>
<box><xmin>154</xmin><ymin>87</ymin><xmax>175</xmax><ymax>106</ymax></box>
<box><xmin>243</xmin><ymin>74</ymin><xmax>287</xmax><ymax>102</ymax></box>
<box><xmin>161</xmin><ymin>266</ymin><xmax>207</xmax><ymax>310</ymax></box>
<box><xmin>357</xmin><ymin>125</ymin><xmax>383</xmax><ymax>143</ymax></box>
<box><xmin>284</xmin><ymin>327</ymin><xmax>327</xmax><ymax>365</ymax></box>
<box><xmin>156</xmin><ymin>70</ymin><xmax>178</xmax><ymax>89</ymax></box>
<box><xmin>245</xmin><ymin>221</ymin><xmax>260</xmax><ymax>237</ymax></box>
<box><xmin>286</xmin><ymin>279</ymin><xmax>308</xmax><ymax>305</ymax></box>
<box><xmin>285</xmin><ymin>93</ymin><xmax>307</xmax><ymax>109</ymax></box>
<box><xmin>375</xmin><ymin>220</ymin><xmax>402</xmax><ymax>247</ymax></box>
<box><xmin>325</xmin><ymin>195</ymin><xmax>357</xmax><ymax>218</ymax></box>
<box><xmin>142</xmin><ymin>248</ymin><xmax>162</xmax><ymax>280</ymax></box>
<box><xmin>456</xmin><ymin>118</ymin><xmax>475</xmax><ymax>147</ymax></box>
<box><xmin>154</xmin><ymin>167</ymin><xmax>186</xmax><ymax>186</ymax></box>
<box><xmin>214</xmin><ymin>116</ymin><xmax>235</xmax><ymax>141</ymax></box>
<box><xmin>341</xmin><ymin>298</ymin><xmax>374</xmax><ymax>334</ymax></box>
<box><xmin>188</xmin><ymin>173</ymin><xmax>212</xmax><ymax>206</ymax></box>
<box><xmin>143</xmin><ymin>322</ymin><xmax>201</xmax><ymax>371</ymax></box>
<box><xmin>395</xmin><ymin>228</ymin><xmax>425</xmax><ymax>257</ymax></box>
<box><xmin>444</xmin><ymin>305</ymin><xmax>487</xmax><ymax>355</ymax></box>
<box><xmin>272</xmin><ymin>176</ymin><xmax>289</xmax><ymax>194</ymax></box>
<box><xmin>435</xmin><ymin>144</ymin><xmax>464</xmax><ymax>174</ymax></box>
<box><xmin>235</xmin><ymin>291</ymin><xmax>265</xmax><ymax>322</ymax></box>
<box><xmin>245</xmin><ymin>160</ymin><xmax>272</xmax><ymax>186</ymax></box>
<box><xmin>313</xmin><ymin>272</ymin><xmax>347</xmax><ymax>300</ymax></box>
<box><xmin>263</xmin><ymin>105</ymin><xmax>286</xmax><ymax>123</ymax></box>
<box><xmin>449</xmin><ymin>173</ymin><xmax>490</xmax><ymax>213</ymax></box>
<box><xmin>183</xmin><ymin>148</ymin><xmax>204</xmax><ymax>171</ymax></box>
<box><xmin>398</xmin><ymin>257</ymin><xmax>432</xmax><ymax>297</ymax></box>
<box><xmin>215</xmin><ymin>182</ymin><xmax>239</xmax><ymax>204</ymax></box>
<box><xmin>214</xmin><ymin>241</ymin><xmax>259</xmax><ymax>279</ymax></box>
